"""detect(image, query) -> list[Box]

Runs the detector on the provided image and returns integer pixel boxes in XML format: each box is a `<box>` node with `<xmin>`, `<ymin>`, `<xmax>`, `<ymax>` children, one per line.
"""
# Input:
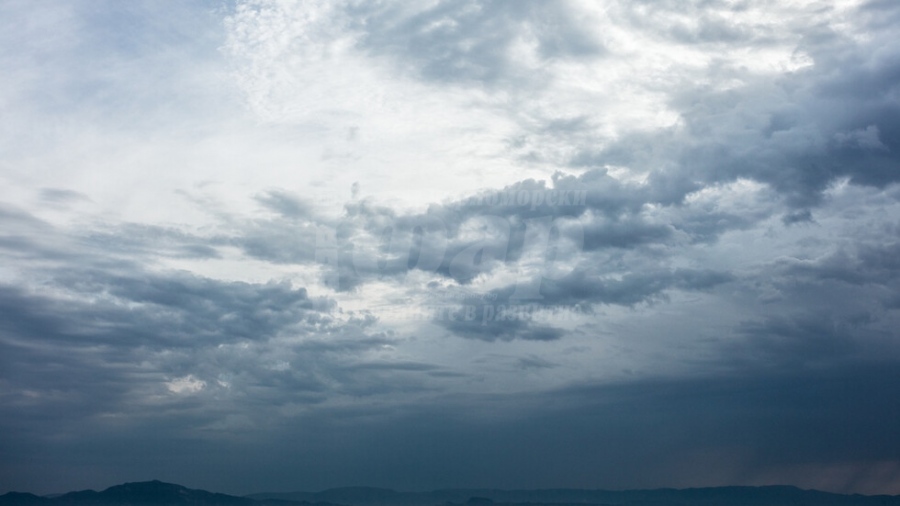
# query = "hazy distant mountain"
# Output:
<box><xmin>249</xmin><ymin>485</ymin><xmax>900</xmax><ymax>506</ymax></box>
<box><xmin>4</xmin><ymin>482</ymin><xmax>900</xmax><ymax>506</ymax></box>
<box><xmin>0</xmin><ymin>481</ymin><xmax>340</xmax><ymax>506</ymax></box>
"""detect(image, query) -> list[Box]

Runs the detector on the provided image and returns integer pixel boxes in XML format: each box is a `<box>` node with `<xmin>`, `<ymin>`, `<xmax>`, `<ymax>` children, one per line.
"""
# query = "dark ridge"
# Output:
<box><xmin>5</xmin><ymin>482</ymin><xmax>900</xmax><ymax>506</ymax></box>
<box><xmin>0</xmin><ymin>493</ymin><xmax>47</xmax><ymax>506</ymax></box>
<box><xmin>0</xmin><ymin>481</ymin><xmax>342</xmax><ymax>506</ymax></box>
<box><xmin>248</xmin><ymin>485</ymin><xmax>900</xmax><ymax>506</ymax></box>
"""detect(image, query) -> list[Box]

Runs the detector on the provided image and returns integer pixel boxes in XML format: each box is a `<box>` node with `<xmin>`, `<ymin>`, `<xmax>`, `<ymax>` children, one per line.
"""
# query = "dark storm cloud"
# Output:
<box><xmin>0</xmin><ymin>208</ymin><xmax>430</xmax><ymax>468</ymax></box>
<box><xmin>456</xmin><ymin>3</ymin><xmax>889</xmax><ymax>219</ymax></box>
<box><xmin>189</xmin><ymin>172</ymin><xmax>752</xmax><ymax>347</ymax></box>
<box><xmin>781</xmin><ymin>208</ymin><xmax>814</xmax><ymax>225</ymax></box>
<box><xmin>0</xmin><ymin>262</ymin><xmax>451</xmax><ymax>491</ymax></box>
<box><xmin>194</xmin><ymin>152</ymin><xmax>778</xmax><ymax>302</ymax></box>
<box><xmin>50</xmin><ymin>362</ymin><xmax>894</xmax><ymax>495</ymax></box>
<box><xmin>430</xmin><ymin>262</ymin><xmax>733</xmax><ymax>342</ymax></box>
<box><xmin>276</xmin><ymin>165</ymin><xmax>753</xmax><ymax>295</ymax></box>
<box><xmin>579</xmin><ymin>216</ymin><xmax>673</xmax><ymax>250</ymax></box>
<box><xmin>730</xmin><ymin>312</ymin><xmax>863</xmax><ymax>369</ymax></box>
<box><xmin>0</xmin><ymin>270</ymin><xmax>344</xmax><ymax>430</ymax></box>
<box><xmin>0</xmin><ymin>268</ymin><xmax>333</xmax><ymax>352</ymax></box>
<box><xmin>569</xmin><ymin>5</ymin><xmax>900</xmax><ymax>209</ymax></box>
<box><xmin>745</xmin><ymin>238</ymin><xmax>900</xmax><ymax>337</ymax></box>
<box><xmin>537</xmin><ymin>267</ymin><xmax>735</xmax><ymax>307</ymax></box>
<box><xmin>517</xmin><ymin>354</ymin><xmax>556</xmax><ymax>370</ymax></box>
<box><xmin>5</xmin><ymin>0</ymin><xmax>900</xmax><ymax>497</ymax></box>
<box><xmin>775</xmin><ymin>240</ymin><xmax>900</xmax><ymax>288</ymax></box>
<box><xmin>85</xmin><ymin>272</ymin><xmax>331</xmax><ymax>343</ymax></box>
<box><xmin>437</xmin><ymin>300</ymin><xmax>566</xmax><ymax>342</ymax></box>
<box><xmin>545</xmin><ymin>364</ymin><xmax>900</xmax><ymax>476</ymax></box>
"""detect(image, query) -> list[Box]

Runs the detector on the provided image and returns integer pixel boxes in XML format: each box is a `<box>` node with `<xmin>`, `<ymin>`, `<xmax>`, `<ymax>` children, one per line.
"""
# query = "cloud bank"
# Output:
<box><xmin>1</xmin><ymin>0</ymin><xmax>900</xmax><ymax>497</ymax></box>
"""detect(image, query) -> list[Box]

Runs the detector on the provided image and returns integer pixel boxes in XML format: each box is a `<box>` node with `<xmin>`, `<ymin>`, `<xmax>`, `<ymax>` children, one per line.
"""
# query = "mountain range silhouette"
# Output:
<box><xmin>3</xmin><ymin>481</ymin><xmax>900</xmax><ymax>506</ymax></box>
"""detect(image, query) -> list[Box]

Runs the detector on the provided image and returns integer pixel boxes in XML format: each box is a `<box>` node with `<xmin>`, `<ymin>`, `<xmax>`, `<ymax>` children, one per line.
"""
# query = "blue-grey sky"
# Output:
<box><xmin>2</xmin><ymin>0</ymin><xmax>900</xmax><ymax>497</ymax></box>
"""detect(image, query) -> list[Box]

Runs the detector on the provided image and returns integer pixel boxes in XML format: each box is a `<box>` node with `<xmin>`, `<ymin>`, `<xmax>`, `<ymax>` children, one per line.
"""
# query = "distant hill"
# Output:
<box><xmin>0</xmin><ymin>481</ymin><xmax>341</xmax><ymax>506</ymax></box>
<box><xmin>248</xmin><ymin>485</ymin><xmax>900</xmax><ymax>506</ymax></box>
<box><xmin>4</xmin><ymin>481</ymin><xmax>900</xmax><ymax>506</ymax></box>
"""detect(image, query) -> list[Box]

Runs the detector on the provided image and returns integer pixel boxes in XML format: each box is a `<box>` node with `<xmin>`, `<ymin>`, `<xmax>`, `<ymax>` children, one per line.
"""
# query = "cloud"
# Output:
<box><xmin>3</xmin><ymin>0</ymin><xmax>900</xmax><ymax>497</ymax></box>
<box><xmin>349</xmin><ymin>0</ymin><xmax>605</xmax><ymax>87</ymax></box>
<box><xmin>167</xmin><ymin>375</ymin><xmax>207</xmax><ymax>395</ymax></box>
<box><xmin>39</xmin><ymin>188</ymin><xmax>91</xmax><ymax>205</ymax></box>
<box><xmin>254</xmin><ymin>190</ymin><xmax>314</xmax><ymax>220</ymax></box>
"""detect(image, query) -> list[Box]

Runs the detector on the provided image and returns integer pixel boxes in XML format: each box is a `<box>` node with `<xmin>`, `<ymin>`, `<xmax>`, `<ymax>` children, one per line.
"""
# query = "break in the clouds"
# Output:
<box><xmin>2</xmin><ymin>0</ymin><xmax>900</xmax><ymax>498</ymax></box>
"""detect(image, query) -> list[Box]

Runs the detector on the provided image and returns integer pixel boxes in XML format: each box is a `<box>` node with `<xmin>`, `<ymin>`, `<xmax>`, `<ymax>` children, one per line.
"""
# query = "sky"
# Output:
<box><xmin>1</xmin><ymin>0</ymin><xmax>900</xmax><ymax>497</ymax></box>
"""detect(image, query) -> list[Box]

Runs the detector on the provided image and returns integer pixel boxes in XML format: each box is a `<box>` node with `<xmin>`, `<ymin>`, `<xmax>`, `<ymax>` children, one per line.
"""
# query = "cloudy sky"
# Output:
<box><xmin>2</xmin><ymin>0</ymin><xmax>900</xmax><ymax>497</ymax></box>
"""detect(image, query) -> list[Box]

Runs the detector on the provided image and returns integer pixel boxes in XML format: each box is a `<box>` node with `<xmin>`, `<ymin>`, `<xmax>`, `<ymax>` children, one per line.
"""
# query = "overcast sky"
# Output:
<box><xmin>2</xmin><ymin>0</ymin><xmax>900</xmax><ymax>497</ymax></box>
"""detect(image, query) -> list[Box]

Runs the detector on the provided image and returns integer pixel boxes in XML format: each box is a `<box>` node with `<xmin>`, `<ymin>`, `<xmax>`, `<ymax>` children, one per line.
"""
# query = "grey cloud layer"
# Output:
<box><xmin>2</xmin><ymin>0</ymin><xmax>900</xmax><ymax>497</ymax></box>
